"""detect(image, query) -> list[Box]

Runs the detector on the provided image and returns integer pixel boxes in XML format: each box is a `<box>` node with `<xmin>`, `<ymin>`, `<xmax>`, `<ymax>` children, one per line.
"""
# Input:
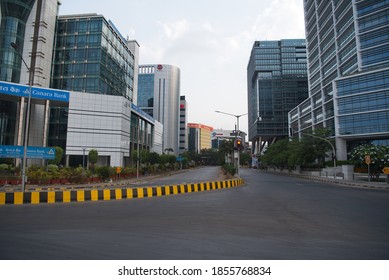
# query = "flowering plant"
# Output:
<box><xmin>349</xmin><ymin>144</ymin><xmax>389</xmax><ymax>178</ymax></box>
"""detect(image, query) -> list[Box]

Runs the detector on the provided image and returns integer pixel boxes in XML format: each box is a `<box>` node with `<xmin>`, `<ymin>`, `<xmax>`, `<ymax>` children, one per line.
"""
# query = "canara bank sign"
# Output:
<box><xmin>0</xmin><ymin>81</ymin><xmax>70</xmax><ymax>102</ymax></box>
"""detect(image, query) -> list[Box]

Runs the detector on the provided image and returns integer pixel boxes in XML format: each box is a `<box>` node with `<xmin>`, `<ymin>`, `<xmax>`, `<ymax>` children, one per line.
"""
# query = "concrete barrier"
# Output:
<box><xmin>0</xmin><ymin>178</ymin><xmax>245</xmax><ymax>205</ymax></box>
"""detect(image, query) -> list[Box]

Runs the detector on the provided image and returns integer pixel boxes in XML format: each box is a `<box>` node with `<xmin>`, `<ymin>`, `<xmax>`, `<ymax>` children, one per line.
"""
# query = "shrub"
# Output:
<box><xmin>222</xmin><ymin>164</ymin><xmax>236</xmax><ymax>176</ymax></box>
<box><xmin>97</xmin><ymin>166</ymin><xmax>114</xmax><ymax>181</ymax></box>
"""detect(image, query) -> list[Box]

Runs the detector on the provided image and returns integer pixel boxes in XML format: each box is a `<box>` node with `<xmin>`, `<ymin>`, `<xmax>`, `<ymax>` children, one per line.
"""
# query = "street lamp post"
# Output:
<box><xmin>11</xmin><ymin>42</ymin><xmax>33</xmax><ymax>192</ymax></box>
<box><xmin>215</xmin><ymin>110</ymin><xmax>248</xmax><ymax>178</ymax></box>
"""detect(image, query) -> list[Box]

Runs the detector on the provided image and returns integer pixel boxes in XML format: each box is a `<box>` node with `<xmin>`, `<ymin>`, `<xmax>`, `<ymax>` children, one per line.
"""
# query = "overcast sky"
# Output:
<box><xmin>59</xmin><ymin>0</ymin><xmax>306</xmax><ymax>134</ymax></box>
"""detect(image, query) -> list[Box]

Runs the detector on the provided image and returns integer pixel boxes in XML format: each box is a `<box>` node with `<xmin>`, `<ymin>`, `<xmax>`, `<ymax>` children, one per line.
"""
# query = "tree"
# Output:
<box><xmin>300</xmin><ymin>128</ymin><xmax>334</xmax><ymax>167</ymax></box>
<box><xmin>349</xmin><ymin>144</ymin><xmax>389</xmax><ymax>179</ymax></box>
<box><xmin>88</xmin><ymin>149</ymin><xmax>98</xmax><ymax>166</ymax></box>
<box><xmin>240</xmin><ymin>152</ymin><xmax>251</xmax><ymax>166</ymax></box>
<box><xmin>149</xmin><ymin>152</ymin><xmax>160</xmax><ymax>165</ymax></box>
<box><xmin>261</xmin><ymin>139</ymin><xmax>290</xmax><ymax>168</ymax></box>
<box><xmin>139</xmin><ymin>149</ymin><xmax>150</xmax><ymax>164</ymax></box>
<box><xmin>49</xmin><ymin>146</ymin><xmax>63</xmax><ymax>165</ymax></box>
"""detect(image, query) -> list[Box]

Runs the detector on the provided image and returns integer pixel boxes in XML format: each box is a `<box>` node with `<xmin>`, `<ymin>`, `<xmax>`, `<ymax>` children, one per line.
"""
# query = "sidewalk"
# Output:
<box><xmin>262</xmin><ymin>169</ymin><xmax>389</xmax><ymax>191</ymax></box>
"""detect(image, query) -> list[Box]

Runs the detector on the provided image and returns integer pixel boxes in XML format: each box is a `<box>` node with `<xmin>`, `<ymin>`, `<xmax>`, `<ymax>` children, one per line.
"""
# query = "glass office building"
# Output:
<box><xmin>289</xmin><ymin>0</ymin><xmax>389</xmax><ymax>160</ymax></box>
<box><xmin>0</xmin><ymin>0</ymin><xmax>59</xmax><ymax>150</ymax></box>
<box><xmin>52</xmin><ymin>14</ymin><xmax>135</xmax><ymax>101</ymax></box>
<box><xmin>247</xmin><ymin>39</ymin><xmax>308</xmax><ymax>154</ymax></box>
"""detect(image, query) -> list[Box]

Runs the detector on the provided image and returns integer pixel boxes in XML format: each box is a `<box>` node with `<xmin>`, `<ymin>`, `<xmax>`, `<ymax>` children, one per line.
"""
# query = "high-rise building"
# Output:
<box><xmin>188</xmin><ymin>123</ymin><xmax>213</xmax><ymax>154</ymax></box>
<box><xmin>0</xmin><ymin>0</ymin><xmax>60</xmax><ymax>150</ymax></box>
<box><xmin>247</xmin><ymin>39</ymin><xmax>309</xmax><ymax>155</ymax></box>
<box><xmin>138</xmin><ymin>64</ymin><xmax>180</xmax><ymax>155</ymax></box>
<box><xmin>179</xmin><ymin>95</ymin><xmax>188</xmax><ymax>154</ymax></box>
<box><xmin>0</xmin><ymin>4</ymin><xmax>162</xmax><ymax>167</ymax></box>
<box><xmin>52</xmin><ymin>14</ymin><xmax>136</xmax><ymax>101</ymax></box>
<box><xmin>289</xmin><ymin>0</ymin><xmax>389</xmax><ymax>160</ymax></box>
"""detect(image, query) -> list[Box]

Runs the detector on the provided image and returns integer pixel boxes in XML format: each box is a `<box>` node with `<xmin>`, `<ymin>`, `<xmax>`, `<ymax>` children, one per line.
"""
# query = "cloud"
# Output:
<box><xmin>162</xmin><ymin>19</ymin><xmax>190</xmax><ymax>40</ymax></box>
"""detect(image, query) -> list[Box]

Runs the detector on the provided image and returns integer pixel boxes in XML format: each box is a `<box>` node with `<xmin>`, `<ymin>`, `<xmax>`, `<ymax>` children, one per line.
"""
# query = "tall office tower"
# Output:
<box><xmin>138</xmin><ymin>64</ymin><xmax>181</xmax><ymax>155</ymax></box>
<box><xmin>51</xmin><ymin>14</ymin><xmax>149</xmax><ymax>166</ymax></box>
<box><xmin>179</xmin><ymin>95</ymin><xmax>188</xmax><ymax>154</ymax></box>
<box><xmin>0</xmin><ymin>0</ymin><xmax>60</xmax><ymax>148</ymax></box>
<box><xmin>247</xmin><ymin>39</ymin><xmax>309</xmax><ymax>155</ymax></box>
<box><xmin>289</xmin><ymin>0</ymin><xmax>389</xmax><ymax>160</ymax></box>
<box><xmin>52</xmin><ymin>14</ymin><xmax>136</xmax><ymax>101</ymax></box>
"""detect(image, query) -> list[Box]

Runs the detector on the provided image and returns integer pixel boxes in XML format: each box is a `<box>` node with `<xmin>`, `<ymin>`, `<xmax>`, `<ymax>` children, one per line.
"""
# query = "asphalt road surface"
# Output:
<box><xmin>1</xmin><ymin>168</ymin><xmax>389</xmax><ymax>260</ymax></box>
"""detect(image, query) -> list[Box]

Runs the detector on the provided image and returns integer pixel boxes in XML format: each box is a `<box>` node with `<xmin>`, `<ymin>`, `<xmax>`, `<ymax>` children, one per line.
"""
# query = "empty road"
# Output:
<box><xmin>1</xmin><ymin>168</ymin><xmax>388</xmax><ymax>259</ymax></box>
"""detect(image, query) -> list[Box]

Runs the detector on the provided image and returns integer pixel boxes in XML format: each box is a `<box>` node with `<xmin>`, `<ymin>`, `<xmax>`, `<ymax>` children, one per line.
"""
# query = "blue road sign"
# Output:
<box><xmin>0</xmin><ymin>81</ymin><xmax>70</xmax><ymax>102</ymax></box>
<box><xmin>0</xmin><ymin>145</ymin><xmax>56</xmax><ymax>160</ymax></box>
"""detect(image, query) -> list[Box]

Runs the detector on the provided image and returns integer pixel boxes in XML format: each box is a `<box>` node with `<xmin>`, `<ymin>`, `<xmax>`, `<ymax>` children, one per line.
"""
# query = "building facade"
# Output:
<box><xmin>179</xmin><ymin>95</ymin><xmax>188</xmax><ymax>154</ymax></box>
<box><xmin>188</xmin><ymin>123</ymin><xmax>213</xmax><ymax>154</ymax></box>
<box><xmin>289</xmin><ymin>0</ymin><xmax>389</xmax><ymax>160</ymax></box>
<box><xmin>52</xmin><ymin>14</ymin><xmax>136</xmax><ymax>101</ymax></box>
<box><xmin>0</xmin><ymin>4</ymin><xmax>162</xmax><ymax>167</ymax></box>
<box><xmin>247</xmin><ymin>39</ymin><xmax>309</xmax><ymax>155</ymax></box>
<box><xmin>0</xmin><ymin>0</ymin><xmax>60</xmax><ymax>161</ymax></box>
<box><xmin>138</xmin><ymin>64</ymin><xmax>181</xmax><ymax>155</ymax></box>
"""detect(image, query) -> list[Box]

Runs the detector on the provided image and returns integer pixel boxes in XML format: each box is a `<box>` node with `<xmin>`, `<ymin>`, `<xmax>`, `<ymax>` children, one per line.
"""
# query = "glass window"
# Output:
<box><xmin>78</xmin><ymin>20</ymin><xmax>88</xmax><ymax>33</ymax></box>
<box><xmin>77</xmin><ymin>35</ymin><xmax>87</xmax><ymax>47</ymax></box>
<box><xmin>89</xmin><ymin>19</ymin><xmax>102</xmax><ymax>32</ymax></box>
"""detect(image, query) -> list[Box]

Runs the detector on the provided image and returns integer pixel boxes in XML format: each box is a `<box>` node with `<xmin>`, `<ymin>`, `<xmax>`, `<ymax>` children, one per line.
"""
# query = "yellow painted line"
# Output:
<box><xmin>173</xmin><ymin>185</ymin><xmax>178</xmax><ymax>195</ymax></box>
<box><xmin>103</xmin><ymin>189</ymin><xmax>110</xmax><ymax>200</ymax></box>
<box><xmin>180</xmin><ymin>184</ymin><xmax>185</xmax><ymax>193</ymax></box>
<box><xmin>63</xmin><ymin>191</ymin><xmax>71</xmax><ymax>203</ymax></box>
<box><xmin>77</xmin><ymin>190</ymin><xmax>85</xmax><ymax>202</ymax></box>
<box><xmin>193</xmin><ymin>183</ymin><xmax>199</xmax><ymax>192</ymax></box>
<box><xmin>115</xmin><ymin>189</ymin><xmax>122</xmax><ymax>200</ymax></box>
<box><xmin>14</xmin><ymin>192</ymin><xmax>23</xmax><ymax>204</ymax></box>
<box><xmin>147</xmin><ymin>187</ymin><xmax>153</xmax><ymax>197</ymax></box>
<box><xmin>48</xmin><ymin>191</ymin><xmax>55</xmax><ymax>203</ymax></box>
<box><xmin>126</xmin><ymin>188</ymin><xmax>133</xmax><ymax>199</ymax></box>
<box><xmin>206</xmin><ymin>182</ymin><xmax>210</xmax><ymax>191</ymax></box>
<box><xmin>156</xmin><ymin>186</ymin><xmax>162</xmax><ymax>196</ymax></box>
<box><xmin>0</xmin><ymin>193</ymin><xmax>5</xmax><ymax>205</ymax></box>
<box><xmin>164</xmin><ymin>186</ymin><xmax>170</xmax><ymax>196</ymax></box>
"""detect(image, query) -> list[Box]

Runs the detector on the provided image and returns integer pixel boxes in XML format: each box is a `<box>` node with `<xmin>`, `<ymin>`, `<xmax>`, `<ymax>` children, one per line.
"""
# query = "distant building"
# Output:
<box><xmin>138</xmin><ymin>64</ymin><xmax>181</xmax><ymax>155</ymax></box>
<box><xmin>289</xmin><ymin>0</ymin><xmax>389</xmax><ymax>160</ymax></box>
<box><xmin>188</xmin><ymin>123</ymin><xmax>213</xmax><ymax>153</ymax></box>
<box><xmin>179</xmin><ymin>96</ymin><xmax>188</xmax><ymax>154</ymax></box>
<box><xmin>247</xmin><ymin>39</ymin><xmax>309</xmax><ymax>155</ymax></box>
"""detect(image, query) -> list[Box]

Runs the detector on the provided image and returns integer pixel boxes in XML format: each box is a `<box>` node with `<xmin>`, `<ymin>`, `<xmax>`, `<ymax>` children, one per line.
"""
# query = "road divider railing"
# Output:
<box><xmin>0</xmin><ymin>178</ymin><xmax>244</xmax><ymax>205</ymax></box>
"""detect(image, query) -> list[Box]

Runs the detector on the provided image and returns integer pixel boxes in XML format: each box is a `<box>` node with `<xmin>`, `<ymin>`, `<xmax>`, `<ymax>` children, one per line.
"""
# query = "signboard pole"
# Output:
<box><xmin>364</xmin><ymin>155</ymin><xmax>371</xmax><ymax>182</ymax></box>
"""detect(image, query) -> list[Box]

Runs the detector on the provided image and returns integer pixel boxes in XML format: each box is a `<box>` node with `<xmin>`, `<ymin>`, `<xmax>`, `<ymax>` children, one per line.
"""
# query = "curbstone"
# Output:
<box><xmin>0</xmin><ymin>178</ymin><xmax>245</xmax><ymax>205</ymax></box>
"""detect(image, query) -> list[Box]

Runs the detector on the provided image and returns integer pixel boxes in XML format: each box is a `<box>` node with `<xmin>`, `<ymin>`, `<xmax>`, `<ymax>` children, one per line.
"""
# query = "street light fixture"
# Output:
<box><xmin>11</xmin><ymin>42</ymin><xmax>33</xmax><ymax>192</ymax></box>
<box><xmin>215</xmin><ymin>110</ymin><xmax>248</xmax><ymax>178</ymax></box>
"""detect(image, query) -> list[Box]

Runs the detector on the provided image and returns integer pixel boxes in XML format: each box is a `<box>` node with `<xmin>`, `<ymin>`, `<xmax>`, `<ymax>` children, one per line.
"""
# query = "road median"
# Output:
<box><xmin>0</xmin><ymin>177</ymin><xmax>245</xmax><ymax>205</ymax></box>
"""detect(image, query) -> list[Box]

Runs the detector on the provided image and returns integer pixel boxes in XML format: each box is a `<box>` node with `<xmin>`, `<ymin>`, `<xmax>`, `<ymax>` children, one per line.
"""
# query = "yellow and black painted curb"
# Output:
<box><xmin>0</xmin><ymin>178</ymin><xmax>244</xmax><ymax>205</ymax></box>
